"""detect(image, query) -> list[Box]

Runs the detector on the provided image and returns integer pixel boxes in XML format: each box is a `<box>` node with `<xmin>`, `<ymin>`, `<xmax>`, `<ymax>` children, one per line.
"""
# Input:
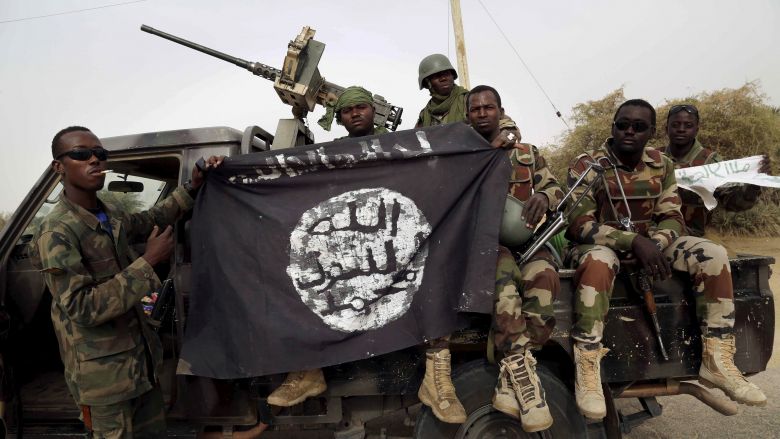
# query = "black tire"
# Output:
<box><xmin>414</xmin><ymin>359</ymin><xmax>594</xmax><ymax>438</ymax></box>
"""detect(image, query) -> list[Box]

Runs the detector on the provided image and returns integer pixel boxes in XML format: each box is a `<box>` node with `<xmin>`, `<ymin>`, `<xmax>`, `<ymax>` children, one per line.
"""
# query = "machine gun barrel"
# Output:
<box><xmin>140</xmin><ymin>25</ymin><xmax>280</xmax><ymax>81</ymax></box>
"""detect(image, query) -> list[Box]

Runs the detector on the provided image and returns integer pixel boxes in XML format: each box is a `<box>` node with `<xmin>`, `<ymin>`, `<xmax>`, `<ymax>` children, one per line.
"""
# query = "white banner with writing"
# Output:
<box><xmin>674</xmin><ymin>155</ymin><xmax>780</xmax><ymax>210</ymax></box>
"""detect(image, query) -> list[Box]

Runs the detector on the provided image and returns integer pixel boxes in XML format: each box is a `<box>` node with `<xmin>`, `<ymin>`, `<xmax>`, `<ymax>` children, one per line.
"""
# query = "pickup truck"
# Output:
<box><xmin>0</xmin><ymin>125</ymin><xmax>773</xmax><ymax>438</ymax></box>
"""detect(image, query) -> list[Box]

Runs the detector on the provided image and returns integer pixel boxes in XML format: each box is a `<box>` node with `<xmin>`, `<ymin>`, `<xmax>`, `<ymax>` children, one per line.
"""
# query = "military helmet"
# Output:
<box><xmin>499</xmin><ymin>195</ymin><xmax>535</xmax><ymax>248</ymax></box>
<box><xmin>417</xmin><ymin>54</ymin><xmax>458</xmax><ymax>90</ymax></box>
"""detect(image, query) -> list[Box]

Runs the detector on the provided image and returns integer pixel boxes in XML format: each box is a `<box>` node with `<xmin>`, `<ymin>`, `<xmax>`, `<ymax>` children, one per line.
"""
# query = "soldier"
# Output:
<box><xmin>33</xmin><ymin>126</ymin><xmax>223</xmax><ymax>438</ymax></box>
<box><xmin>416</xmin><ymin>54</ymin><xmax>520</xmax><ymax>146</ymax></box>
<box><xmin>657</xmin><ymin>103</ymin><xmax>771</xmax><ymax>237</ymax></box>
<box><xmin>566</xmin><ymin>100</ymin><xmax>767</xmax><ymax>420</ymax></box>
<box><xmin>318</xmin><ymin>86</ymin><xmax>389</xmax><ymax>139</ymax></box>
<box><xmin>467</xmin><ymin>85</ymin><xmax>564</xmax><ymax>432</ymax></box>
<box><xmin>335</xmin><ymin>86</ymin><xmax>390</xmax><ymax>138</ymax></box>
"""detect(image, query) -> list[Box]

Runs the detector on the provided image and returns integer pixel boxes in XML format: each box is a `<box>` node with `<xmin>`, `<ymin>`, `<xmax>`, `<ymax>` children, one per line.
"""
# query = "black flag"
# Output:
<box><xmin>179</xmin><ymin>123</ymin><xmax>511</xmax><ymax>378</ymax></box>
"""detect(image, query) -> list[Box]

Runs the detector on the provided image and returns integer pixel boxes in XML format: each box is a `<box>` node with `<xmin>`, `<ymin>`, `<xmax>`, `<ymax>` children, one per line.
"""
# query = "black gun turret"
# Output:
<box><xmin>141</xmin><ymin>25</ymin><xmax>403</xmax><ymax>133</ymax></box>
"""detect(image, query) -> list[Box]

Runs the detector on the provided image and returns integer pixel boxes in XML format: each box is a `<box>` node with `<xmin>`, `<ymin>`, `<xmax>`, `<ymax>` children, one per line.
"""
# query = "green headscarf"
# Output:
<box><xmin>318</xmin><ymin>86</ymin><xmax>374</xmax><ymax>131</ymax></box>
<box><xmin>418</xmin><ymin>84</ymin><xmax>469</xmax><ymax>127</ymax></box>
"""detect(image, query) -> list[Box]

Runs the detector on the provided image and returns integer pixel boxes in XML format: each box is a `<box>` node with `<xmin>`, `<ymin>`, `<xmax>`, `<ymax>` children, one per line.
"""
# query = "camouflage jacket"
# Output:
<box><xmin>33</xmin><ymin>186</ymin><xmax>193</xmax><ymax>405</ymax></box>
<box><xmin>657</xmin><ymin>140</ymin><xmax>760</xmax><ymax>237</ymax></box>
<box><xmin>566</xmin><ymin>140</ymin><xmax>684</xmax><ymax>252</ymax></box>
<box><xmin>508</xmin><ymin>143</ymin><xmax>565</xmax><ymax>208</ymax></box>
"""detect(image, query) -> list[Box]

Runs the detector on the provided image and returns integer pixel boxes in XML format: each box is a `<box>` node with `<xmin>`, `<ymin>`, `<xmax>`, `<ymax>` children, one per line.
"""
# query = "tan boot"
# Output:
<box><xmin>699</xmin><ymin>334</ymin><xmax>767</xmax><ymax>406</ymax></box>
<box><xmin>574</xmin><ymin>343</ymin><xmax>609</xmax><ymax>420</ymax></box>
<box><xmin>492</xmin><ymin>362</ymin><xmax>520</xmax><ymax>419</ymax></box>
<box><xmin>418</xmin><ymin>348</ymin><xmax>467</xmax><ymax>423</ymax></box>
<box><xmin>267</xmin><ymin>369</ymin><xmax>327</xmax><ymax>407</ymax></box>
<box><xmin>502</xmin><ymin>350</ymin><xmax>553</xmax><ymax>432</ymax></box>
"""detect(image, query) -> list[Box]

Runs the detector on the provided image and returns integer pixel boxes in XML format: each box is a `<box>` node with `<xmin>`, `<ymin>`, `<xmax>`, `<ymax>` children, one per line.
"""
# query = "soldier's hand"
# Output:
<box><xmin>142</xmin><ymin>225</ymin><xmax>174</xmax><ymax>267</ymax></box>
<box><xmin>759</xmin><ymin>154</ymin><xmax>771</xmax><ymax>174</ymax></box>
<box><xmin>191</xmin><ymin>155</ymin><xmax>226</xmax><ymax>191</ymax></box>
<box><xmin>490</xmin><ymin>130</ymin><xmax>518</xmax><ymax>149</ymax></box>
<box><xmin>631</xmin><ymin>235</ymin><xmax>671</xmax><ymax>281</ymax></box>
<box><xmin>523</xmin><ymin>193</ymin><xmax>549</xmax><ymax>229</ymax></box>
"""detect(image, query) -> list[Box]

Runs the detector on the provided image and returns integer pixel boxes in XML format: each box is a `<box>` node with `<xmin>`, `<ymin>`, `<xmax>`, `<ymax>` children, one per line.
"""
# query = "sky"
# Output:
<box><xmin>1</xmin><ymin>0</ymin><xmax>778</xmax><ymax>213</ymax></box>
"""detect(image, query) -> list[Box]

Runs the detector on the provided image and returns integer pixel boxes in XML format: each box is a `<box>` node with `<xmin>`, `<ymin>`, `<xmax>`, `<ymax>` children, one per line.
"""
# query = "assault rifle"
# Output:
<box><xmin>149</xmin><ymin>278</ymin><xmax>175</xmax><ymax>332</ymax></box>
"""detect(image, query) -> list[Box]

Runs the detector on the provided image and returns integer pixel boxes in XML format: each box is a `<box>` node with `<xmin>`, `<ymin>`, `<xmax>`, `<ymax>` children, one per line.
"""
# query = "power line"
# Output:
<box><xmin>477</xmin><ymin>0</ymin><xmax>570</xmax><ymax>130</ymax></box>
<box><xmin>0</xmin><ymin>0</ymin><xmax>148</xmax><ymax>25</ymax></box>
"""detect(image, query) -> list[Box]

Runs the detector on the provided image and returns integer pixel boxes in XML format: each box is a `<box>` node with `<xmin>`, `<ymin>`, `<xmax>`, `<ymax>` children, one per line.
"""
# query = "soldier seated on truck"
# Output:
<box><xmin>565</xmin><ymin>99</ymin><xmax>767</xmax><ymax>421</ymax></box>
<box><xmin>267</xmin><ymin>85</ymin><xmax>469</xmax><ymax>425</ymax></box>
<box><xmin>32</xmin><ymin>126</ymin><xmax>223</xmax><ymax>438</ymax></box>
<box><xmin>656</xmin><ymin>103</ymin><xmax>772</xmax><ymax>238</ymax></box>
<box><xmin>467</xmin><ymin>84</ymin><xmax>565</xmax><ymax>433</ymax></box>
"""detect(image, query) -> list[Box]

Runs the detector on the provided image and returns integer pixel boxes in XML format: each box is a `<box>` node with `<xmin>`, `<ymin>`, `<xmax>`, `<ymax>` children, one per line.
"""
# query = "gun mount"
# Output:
<box><xmin>140</xmin><ymin>25</ymin><xmax>403</xmax><ymax>147</ymax></box>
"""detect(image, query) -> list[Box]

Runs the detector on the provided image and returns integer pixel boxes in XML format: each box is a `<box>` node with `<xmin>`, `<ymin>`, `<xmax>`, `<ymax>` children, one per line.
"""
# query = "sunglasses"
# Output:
<box><xmin>668</xmin><ymin>104</ymin><xmax>699</xmax><ymax>118</ymax></box>
<box><xmin>56</xmin><ymin>147</ymin><xmax>109</xmax><ymax>161</ymax></box>
<box><xmin>613</xmin><ymin>120</ymin><xmax>652</xmax><ymax>133</ymax></box>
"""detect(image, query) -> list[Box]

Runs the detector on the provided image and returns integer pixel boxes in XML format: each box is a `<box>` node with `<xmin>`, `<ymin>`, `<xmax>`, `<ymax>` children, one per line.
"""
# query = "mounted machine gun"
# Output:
<box><xmin>140</xmin><ymin>25</ymin><xmax>403</xmax><ymax>148</ymax></box>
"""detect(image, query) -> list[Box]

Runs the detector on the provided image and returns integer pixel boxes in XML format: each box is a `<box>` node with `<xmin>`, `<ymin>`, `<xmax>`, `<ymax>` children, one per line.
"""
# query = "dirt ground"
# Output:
<box><xmin>708</xmin><ymin>232</ymin><xmax>780</xmax><ymax>368</ymax></box>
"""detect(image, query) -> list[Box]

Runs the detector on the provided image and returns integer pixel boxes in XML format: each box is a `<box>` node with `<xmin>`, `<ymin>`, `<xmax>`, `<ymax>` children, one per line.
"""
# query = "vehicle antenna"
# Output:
<box><xmin>477</xmin><ymin>0</ymin><xmax>571</xmax><ymax>130</ymax></box>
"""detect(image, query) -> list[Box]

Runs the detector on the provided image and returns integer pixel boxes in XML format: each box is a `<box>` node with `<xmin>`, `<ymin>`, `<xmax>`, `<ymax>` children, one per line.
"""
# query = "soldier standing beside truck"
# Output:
<box><xmin>657</xmin><ymin>103</ymin><xmax>772</xmax><ymax>237</ymax></box>
<box><xmin>32</xmin><ymin>126</ymin><xmax>222</xmax><ymax>438</ymax></box>
<box><xmin>565</xmin><ymin>99</ymin><xmax>767</xmax><ymax>421</ymax></box>
<box><xmin>467</xmin><ymin>85</ymin><xmax>564</xmax><ymax>433</ymax></box>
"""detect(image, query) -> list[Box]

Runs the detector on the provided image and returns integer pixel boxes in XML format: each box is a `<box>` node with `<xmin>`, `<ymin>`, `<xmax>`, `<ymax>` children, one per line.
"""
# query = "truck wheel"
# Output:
<box><xmin>413</xmin><ymin>359</ymin><xmax>592</xmax><ymax>438</ymax></box>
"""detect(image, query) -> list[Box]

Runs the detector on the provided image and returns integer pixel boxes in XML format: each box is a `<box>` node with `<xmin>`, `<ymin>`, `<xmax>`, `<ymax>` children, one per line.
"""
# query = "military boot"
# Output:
<box><xmin>418</xmin><ymin>348</ymin><xmax>467</xmax><ymax>423</ymax></box>
<box><xmin>699</xmin><ymin>334</ymin><xmax>767</xmax><ymax>406</ymax></box>
<box><xmin>267</xmin><ymin>369</ymin><xmax>327</xmax><ymax>407</ymax></box>
<box><xmin>492</xmin><ymin>361</ymin><xmax>520</xmax><ymax>419</ymax></box>
<box><xmin>574</xmin><ymin>343</ymin><xmax>609</xmax><ymax>419</ymax></box>
<box><xmin>500</xmin><ymin>350</ymin><xmax>553</xmax><ymax>432</ymax></box>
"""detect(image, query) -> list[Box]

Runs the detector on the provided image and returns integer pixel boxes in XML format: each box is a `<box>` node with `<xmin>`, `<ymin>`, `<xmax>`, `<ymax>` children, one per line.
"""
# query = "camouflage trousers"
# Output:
<box><xmin>568</xmin><ymin>236</ymin><xmax>734</xmax><ymax>344</ymax></box>
<box><xmin>493</xmin><ymin>246</ymin><xmax>559</xmax><ymax>353</ymax></box>
<box><xmin>85</xmin><ymin>386</ymin><xmax>166</xmax><ymax>439</ymax></box>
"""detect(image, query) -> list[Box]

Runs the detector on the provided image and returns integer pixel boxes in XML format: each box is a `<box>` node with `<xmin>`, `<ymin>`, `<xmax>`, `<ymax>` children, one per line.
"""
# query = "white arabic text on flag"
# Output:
<box><xmin>674</xmin><ymin>155</ymin><xmax>780</xmax><ymax>210</ymax></box>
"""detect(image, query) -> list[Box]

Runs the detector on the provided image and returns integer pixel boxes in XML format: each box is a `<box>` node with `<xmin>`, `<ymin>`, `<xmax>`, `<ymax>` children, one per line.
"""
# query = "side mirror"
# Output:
<box><xmin>108</xmin><ymin>181</ymin><xmax>144</xmax><ymax>193</ymax></box>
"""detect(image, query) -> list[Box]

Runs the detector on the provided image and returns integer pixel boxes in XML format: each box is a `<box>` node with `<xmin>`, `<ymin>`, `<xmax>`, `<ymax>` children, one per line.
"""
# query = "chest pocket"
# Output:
<box><xmin>80</xmin><ymin>231</ymin><xmax>120</xmax><ymax>282</ymax></box>
<box><xmin>509</xmin><ymin>146</ymin><xmax>535</xmax><ymax>201</ymax></box>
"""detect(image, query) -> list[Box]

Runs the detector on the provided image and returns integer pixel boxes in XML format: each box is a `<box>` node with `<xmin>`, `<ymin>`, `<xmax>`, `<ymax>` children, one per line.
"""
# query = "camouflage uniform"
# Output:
<box><xmin>494</xmin><ymin>144</ymin><xmax>565</xmax><ymax>353</ymax></box>
<box><xmin>415</xmin><ymin>86</ymin><xmax>521</xmax><ymax>138</ymax></box>
<box><xmin>657</xmin><ymin>140</ymin><xmax>761</xmax><ymax>237</ymax></box>
<box><xmin>566</xmin><ymin>140</ymin><xmax>735</xmax><ymax>344</ymax></box>
<box><xmin>33</xmin><ymin>186</ymin><xmax>193</xmax><ymax>438</ymax></box>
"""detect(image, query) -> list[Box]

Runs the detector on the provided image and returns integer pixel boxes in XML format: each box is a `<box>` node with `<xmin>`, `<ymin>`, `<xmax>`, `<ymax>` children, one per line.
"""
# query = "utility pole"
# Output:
<box><xmin>449</xmin><ymin>0</ymin><xmax>470</xmax><ymax>89</ymax></box>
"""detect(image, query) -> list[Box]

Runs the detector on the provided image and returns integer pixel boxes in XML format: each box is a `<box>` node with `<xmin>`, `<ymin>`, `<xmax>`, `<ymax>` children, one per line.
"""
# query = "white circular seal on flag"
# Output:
<box><xmin>287</xmin><ymin>188</ymin><xmax>431</xmax><ymax>333</ymax></box>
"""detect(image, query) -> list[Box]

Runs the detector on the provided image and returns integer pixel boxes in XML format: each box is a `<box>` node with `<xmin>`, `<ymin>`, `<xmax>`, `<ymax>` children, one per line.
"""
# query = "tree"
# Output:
<box><xmin>546</xmin><ymin>82</ymin><xmax>780</xmax><ymax>236</ymax></box>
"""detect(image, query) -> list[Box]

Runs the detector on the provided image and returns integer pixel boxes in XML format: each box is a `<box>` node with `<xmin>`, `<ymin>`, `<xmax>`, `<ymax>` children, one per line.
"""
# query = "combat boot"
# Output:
<box><xmin>501</xmin><ymin>350</ymin><xmax>553</xmax><ymax>432</ymax></box>
<box><xmin>699</xmin><ymin>334</ymin><xmax>767</xmax><ymax>406</ymax></box>
<box><xmin>492</xmin><ymin>361</ymin><xmax>520</xmax><ymax>419</ymax></box>
<box><xmin>574</xmin><ymin>342</ymin><xmax>609</xmax><ymax>419</ymax></box>
<box><xmin>418</xmin><ymin>348</ymin><xmax>467</xmax><ymax>423</ymax></box>
<box><xmin>267</xmin><ymin>369</ymin><xmax>327</xmax><ymax>407</ymax></box>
